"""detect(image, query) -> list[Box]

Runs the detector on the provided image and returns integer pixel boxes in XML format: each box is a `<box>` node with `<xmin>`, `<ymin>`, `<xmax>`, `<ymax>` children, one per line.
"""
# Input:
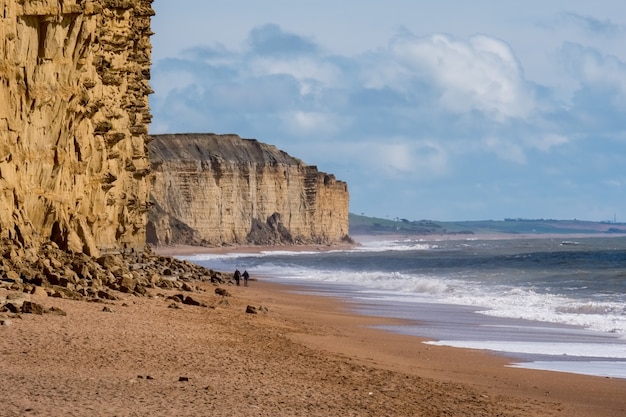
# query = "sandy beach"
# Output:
<box><xmin>1</xmin><ymin>244</ymin><xmax>625</xmax><ymax>416</ymax></box>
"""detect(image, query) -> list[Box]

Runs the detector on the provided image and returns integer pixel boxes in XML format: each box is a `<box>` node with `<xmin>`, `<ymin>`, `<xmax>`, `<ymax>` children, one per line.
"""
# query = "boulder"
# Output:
<box><xmin>215</xmin><ymin>288</ymin><xmax>231</xmax><ymax>297</ymax></box>
<box><xmin>22</xmin><ymin>301</ymin><xmax>45</xmax><ymax>315</ymax></box>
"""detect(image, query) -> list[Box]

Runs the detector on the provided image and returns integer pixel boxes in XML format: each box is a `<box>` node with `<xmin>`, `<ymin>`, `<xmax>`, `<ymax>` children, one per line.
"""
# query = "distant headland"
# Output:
<box><xmin>349</xmin><ymin>214</ymin><xmax>626</xmax><ymax>237</ymax></box>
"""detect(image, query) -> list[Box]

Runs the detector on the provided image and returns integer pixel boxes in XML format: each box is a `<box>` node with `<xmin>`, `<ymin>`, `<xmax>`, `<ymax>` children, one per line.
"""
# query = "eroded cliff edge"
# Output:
<box><xmin>147</xmin><ymin>134</ymin><xmax>351</xmax><ymax>247</ymax></box>
<box><xmin>0</xmin><ymin>0</ymin><xmax>153</xmax><ymax>256</ymax></box>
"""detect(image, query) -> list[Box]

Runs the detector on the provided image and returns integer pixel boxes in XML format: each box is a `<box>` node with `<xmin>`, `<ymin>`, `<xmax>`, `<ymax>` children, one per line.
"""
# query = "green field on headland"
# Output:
<box><xmin>349</xmin><ymin>213</ymin><xmax>626</xmax><ymax>236</ymax></box>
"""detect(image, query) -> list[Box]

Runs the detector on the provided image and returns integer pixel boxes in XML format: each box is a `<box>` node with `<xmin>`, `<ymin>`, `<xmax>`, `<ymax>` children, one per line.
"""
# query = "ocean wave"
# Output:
<box><xmin>185</xmin><ymin>240</ymin><xmax>626</xmax><ymax>339</ymax></box>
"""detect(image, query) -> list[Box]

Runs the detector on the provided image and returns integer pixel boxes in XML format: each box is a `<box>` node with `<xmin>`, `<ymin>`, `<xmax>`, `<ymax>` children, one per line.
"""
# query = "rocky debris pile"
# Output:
<box><xmin>0</xmin><ymin>294</ymin><xmax>67</xmax><ymax>316</ymax></box>
<box><xmin>0</xmin><ymin>239</ymin><xmax>230</xmax><ymax>305</ymax></box>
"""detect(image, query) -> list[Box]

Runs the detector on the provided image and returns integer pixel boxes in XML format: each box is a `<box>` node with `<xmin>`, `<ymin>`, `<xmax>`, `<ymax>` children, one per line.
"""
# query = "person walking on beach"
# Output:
<box><xmin>242</xmin><ymin>270</ymin><xmax>250</xmax><ymax>286</ymax></box>
<box><xmin>233</xmin><ymin>269</ymin><xmax>241</xmax><ymax>286</ymax></box>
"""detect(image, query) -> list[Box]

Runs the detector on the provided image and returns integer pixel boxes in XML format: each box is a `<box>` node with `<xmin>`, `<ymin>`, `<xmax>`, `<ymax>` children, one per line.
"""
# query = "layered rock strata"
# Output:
<box><xmin>148</xmin><ymin>134</ymin><xmax>350</xmax><ymax>246</ymax></box>
<box><xmin>0</xmin><ymin>0</ymin><xmax>154</xmax><ymax>256</ymax></box>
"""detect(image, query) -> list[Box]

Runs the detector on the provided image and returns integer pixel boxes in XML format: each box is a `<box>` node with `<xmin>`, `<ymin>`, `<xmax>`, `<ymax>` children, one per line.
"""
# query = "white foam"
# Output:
<box><xmin>508</xmin><ymin>361</ymin><xmax>626</xmax><ymax>379</ymax></box>
<box><xmin>354</xmin><ymin>240</ymin><xmax>437</xmax><ymax>252</ymax></box>
<box><xmin>423</xmin><ymin>340</ymin><xmax>626</xmax><ymax>359</ymax></box>
<box><xmin>182</xmin><ymin>239</ymin><xmax>626</xmax><ymax>339</ymax></box>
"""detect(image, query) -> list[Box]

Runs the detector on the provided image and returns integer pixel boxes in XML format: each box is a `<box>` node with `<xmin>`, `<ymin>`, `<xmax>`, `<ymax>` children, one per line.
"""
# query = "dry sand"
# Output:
<box><xmin>1</xmin><ymin>245</ymin><xmax>625</xmax><ymax>416</ymax></box>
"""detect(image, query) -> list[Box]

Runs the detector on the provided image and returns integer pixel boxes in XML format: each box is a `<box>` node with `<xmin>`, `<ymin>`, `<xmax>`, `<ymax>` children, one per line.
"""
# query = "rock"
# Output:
<box><xmin>245</xmin><ymin>305</ymin><xmax>258</xmax><ymax>314</ymax></box>
<box><xmin>97</xmin><ymin>290</ymin><xmax>118</xmax><ymax>301</ymax></box>
<box><xmin>147</xmin><ymin>134</ymin><xmax>350</xmax><ymax>247</ymax></box>
<box><xmin>30</xmin><ymin>286</ymin><xmax>49</xmax><ymax>301</ymax></box>
<box><xmin>167</xmin><ymin>294</ymin><xmax>184</xmax><ymax>303</ymax></box>
<box><xmin>3</xmin><ymin>270</ymin><xmax>21</xmax><ymax>283</ymax></box>
<box><xmin>2</xmin><ymin>303</ymin><xmax>20</xmax><ymax>313</ymax></box>
<box><xmin>22</xmin><ymin>301</ymin><xmax>45</xmax><ymax>315</ymax></box>
<box><xmin>178</xmin><ymin>376</ymin><xmax>189</xmax><ymax>382</ymax></box>
<box><xmin>183</xmin><ymin>296</ymin><xmax>206</xmax><ymax>307</ymax></box>
<box><xmin>46</xmin><ymin>307</ymin><xmax>67</xmax><ymax>316</ymax></box>
<box><xmin>0</xmin><ymin>1</ymin><xmax>154</xmax><ymax>255</ymax></box>
<box><xmin>0</xmin><ymin>319</ymin><xmax>12</xmax><ymax>326</ymax></box>
<box><xmin>102</xmin><ymin>306</ymin><xmax>113</xmax><ymax>313</ymax></box>
<box><xmin>215</xmin><ymin>288</ymin><xmax>231</xmax><ymax>297</ymax></box>
<box><xmin>0</xmin><ymin>200</ymin><xmax>230</xmax><ymax>309</ymax></box>
<box><xmin>118</xmin><ymin>275</ymin><xmax>137</xmax><ymax>293</ymax></box>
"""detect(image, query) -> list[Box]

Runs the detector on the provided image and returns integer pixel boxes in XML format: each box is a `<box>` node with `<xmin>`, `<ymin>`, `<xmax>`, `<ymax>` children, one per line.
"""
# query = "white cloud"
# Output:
<box><xmin>248</xmin><ymin>56</ymin><xmax>344</xmax><ymax>94</ymax></box>
<box><xmin>149</xmin><ymin>17</ymin><xmax>626</xmax><ymax>221</ymax></box>
<box><xmin>560</xmin><ymin>42</ymin><xmax>626</xmax><ymax>94</ymax></box>
<box><xmin>345</xmin><ymin>139</ymin><xmax>449</xmax><ymax>180</ymax></box>
<box><xmin>386</xmin><ymin>33</ymin><xmax>536</xmax><ymax>120</ymax></box>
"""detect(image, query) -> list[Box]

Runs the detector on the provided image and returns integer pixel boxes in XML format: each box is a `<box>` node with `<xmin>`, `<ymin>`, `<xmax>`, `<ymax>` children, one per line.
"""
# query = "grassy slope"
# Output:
<box><xmin>349</xmin><ymin>213</ymin><xmax>626</xmax><ymax>236</ymax></box>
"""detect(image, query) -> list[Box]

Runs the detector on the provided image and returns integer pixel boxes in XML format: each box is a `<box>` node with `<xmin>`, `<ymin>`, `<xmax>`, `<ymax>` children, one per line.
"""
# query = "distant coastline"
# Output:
<box><xmin>349</xmin><ymin>213</ymin><xmax>626</xmax><ymax>237</ymax></box>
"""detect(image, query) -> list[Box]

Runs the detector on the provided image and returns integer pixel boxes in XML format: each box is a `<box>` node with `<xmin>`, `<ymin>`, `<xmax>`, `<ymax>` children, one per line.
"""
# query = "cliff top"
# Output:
<box><xmin>149</xmin><ymin>133</ymin><xmax>306</xmax><ymax>167</ymax></box>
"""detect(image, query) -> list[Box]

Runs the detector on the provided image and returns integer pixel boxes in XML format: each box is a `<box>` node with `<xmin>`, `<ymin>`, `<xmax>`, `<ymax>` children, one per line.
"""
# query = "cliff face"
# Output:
<box><xmin>0</xmin><ymin>0</ymin><xmax>154</xmax><ymax>256</ymax></box>
<box><xmin>148</xmin><ymin>134</ymin><xmax>350</xmax><ymax>246</ymax></box>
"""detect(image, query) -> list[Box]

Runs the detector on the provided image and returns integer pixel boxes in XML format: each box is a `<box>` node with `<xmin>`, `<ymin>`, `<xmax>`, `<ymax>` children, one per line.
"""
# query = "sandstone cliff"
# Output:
<box><xmin>147</xmin><ymin>134</ymin><xmax>350</xmax><ymax>246</ymax></box>
<box><xmin>0</xmin><ymin>0</ymin><xmax>154</xmax><ymax>256</ymax></box>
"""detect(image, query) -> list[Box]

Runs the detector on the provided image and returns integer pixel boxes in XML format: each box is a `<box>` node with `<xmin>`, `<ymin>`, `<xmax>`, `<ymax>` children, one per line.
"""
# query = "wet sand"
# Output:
<box><xmin>1</xmin><ymin>245</ymin><xmax>625</xmax><ymax>416</ymax></box>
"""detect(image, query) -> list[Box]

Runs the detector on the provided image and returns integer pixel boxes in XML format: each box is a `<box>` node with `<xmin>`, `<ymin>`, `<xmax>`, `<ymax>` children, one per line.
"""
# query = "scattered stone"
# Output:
<box><xmin>167</xmin><ymin>303</ymin><xmax>180</xmax><ymax>309</ymax></box>
<box><xmin>0</xmin><ymin>319</ymin><xmax>12</xmax><ymax>326</ymax></box>
<box><xmin>167</xmin><ymin>294</ymin><xmax>184</xmax><ymax>303</ymax></box>
<box><xmin>183</xmin><ymin>296</ymin><xmax>206</xmax><ymax>307</ymax></box>
<box><xmin>215</xmin><ymin>287</ymin><xmax>231</xmax><ymax>297</ymax></box>
<box><xmin>97</xmin><ymin>290</ymin><xmax>118</xmax><ymax>301</ymax></box>
<box><xmin>30</xmin><ymin>286</ymin><xmax>48</xmax><ymax>300</ymax></box>
<box><xmin>46</xmin><ymin>307</ymin><xmax>67</xmax><ymax>316</ymax></box>
<box><xmin>178</xmin><ymin>376</ymin><xmax>189</xmax><ymax>382</ymax></box>
<box><xmin>245</xmin><ymin>305</ymin><xmax>258</xmax><ymax>314</ymax></box>
<box><xmin>102</xmin><ymin>306</ymin><xmax>113</xmax><ymax>313</ymax></box>
<box><xmin>22</xmin><ymin>301</ymin><xmax>45</xmax><ymax>315</ymax></box>
<box><xmin>2</xmin><ymin>303</ymin><xmax>20</xmax><ymax>313</ymax></box>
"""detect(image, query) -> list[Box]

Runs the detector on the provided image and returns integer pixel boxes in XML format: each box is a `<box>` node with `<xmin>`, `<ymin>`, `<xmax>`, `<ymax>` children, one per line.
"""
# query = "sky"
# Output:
<box><xmin>149</xmin><ymin>1</ymin><xmax>626</xmax><ymax>222</ymax></box>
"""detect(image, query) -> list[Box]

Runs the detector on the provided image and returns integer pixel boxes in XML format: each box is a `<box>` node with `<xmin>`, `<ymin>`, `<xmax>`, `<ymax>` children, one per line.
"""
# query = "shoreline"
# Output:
<box><xmin>254</xmin><ymin>280</ymin><xmax>626</xmax><ymax>416</ymax></box>
<box><xmin>152</xmin><ymin>232</ymin><xmax>626</xmax><ymax>257</ymax></box>
<box><xmin>2</xmin><ymin>270</ymin><xmax>626</xmax><ymax>415</ymax></box>
<box><xmin>152</xmin><ymin>239</ymin><xmax>626</xmax><ymax>415</ymax></box>
<box><xmin>152</xmin><ymin>241</ymin><xmax>359</xmax><ymax>257</ymax></box>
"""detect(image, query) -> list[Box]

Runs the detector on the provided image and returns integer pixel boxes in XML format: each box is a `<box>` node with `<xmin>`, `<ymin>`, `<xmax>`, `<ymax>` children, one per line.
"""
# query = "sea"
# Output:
<box><xmin>181</xmin><ymin>235</ymin><xmax>626</xmax><ymax>380</ymax></box>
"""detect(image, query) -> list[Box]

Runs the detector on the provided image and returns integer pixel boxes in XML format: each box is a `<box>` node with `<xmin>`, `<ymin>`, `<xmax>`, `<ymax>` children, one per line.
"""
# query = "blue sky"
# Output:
<box><xmin>149</xmin><ymin>1</ymin><xmax>626</xmax><ymax>222</ymax></box>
